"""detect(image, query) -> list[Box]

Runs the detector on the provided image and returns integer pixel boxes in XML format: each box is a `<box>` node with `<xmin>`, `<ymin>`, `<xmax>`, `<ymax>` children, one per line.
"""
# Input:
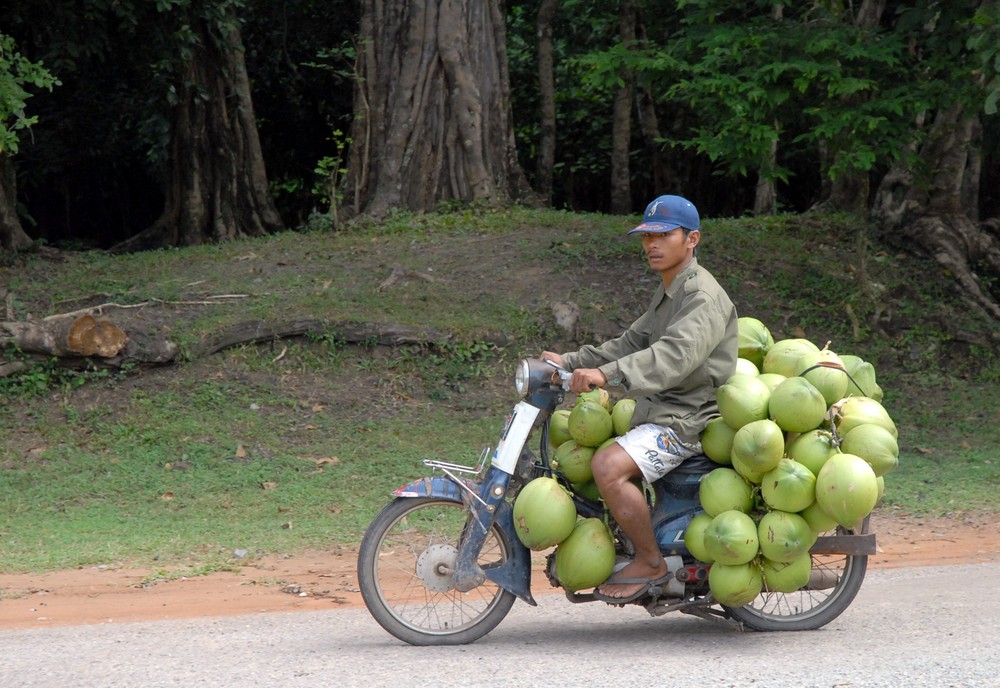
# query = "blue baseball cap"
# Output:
<box><xmin>627</xmin><ymin>195</ymin><xmax>700</xmax><ymax>235</ymax></box>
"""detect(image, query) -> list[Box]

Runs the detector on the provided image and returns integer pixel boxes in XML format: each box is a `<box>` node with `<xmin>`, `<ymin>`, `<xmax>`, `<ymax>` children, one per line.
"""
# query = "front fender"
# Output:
<box><xmin>393</xmin><ymin>474</ymin><xmax>473</xmax><ymax>502</ymax></box>
<box><xmin>391</xmin><ymin>475</ymin><xmax>536</xmax><ymax>606</ymax></box>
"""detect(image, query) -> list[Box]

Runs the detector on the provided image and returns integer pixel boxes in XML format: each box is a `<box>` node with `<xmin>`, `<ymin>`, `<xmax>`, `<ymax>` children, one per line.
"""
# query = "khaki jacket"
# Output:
<box><xmin>561</xmin><ymin>257</ymin><xmax>738</xmax><ymax>443</ymax></box>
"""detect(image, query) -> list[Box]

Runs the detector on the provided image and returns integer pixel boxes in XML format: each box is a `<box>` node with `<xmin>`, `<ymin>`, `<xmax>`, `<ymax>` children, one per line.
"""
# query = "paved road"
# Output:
<box><xmin>1</xmin><ymin>563</ymin><xmax>997</xmax><ymax>688</ymax></box>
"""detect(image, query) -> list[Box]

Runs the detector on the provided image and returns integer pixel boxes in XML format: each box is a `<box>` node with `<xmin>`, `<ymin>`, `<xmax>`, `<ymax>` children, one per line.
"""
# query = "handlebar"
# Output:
<box><xmin>541</xmin><ymin>358</ymin><xmax>573</xmax><ymax>390</ymax></box>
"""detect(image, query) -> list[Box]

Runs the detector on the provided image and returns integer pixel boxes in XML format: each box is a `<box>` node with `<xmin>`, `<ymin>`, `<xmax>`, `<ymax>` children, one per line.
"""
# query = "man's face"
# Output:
<box><xmin>640</xmin><ymin>229</ymin><xmax>699</xmax><ymax>274</ymax></box>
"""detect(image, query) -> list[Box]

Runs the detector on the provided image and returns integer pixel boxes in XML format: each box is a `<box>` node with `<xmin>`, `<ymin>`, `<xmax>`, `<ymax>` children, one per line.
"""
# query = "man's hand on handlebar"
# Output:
<box><xmin>540</xmin><ymin>351</ymin><xmax>605</xmax><ymax>394</ymax></box>
<box><xmin>567</xmin><ymin>368</ymin><xmax>606</xmax><ymax>394</ymax></box>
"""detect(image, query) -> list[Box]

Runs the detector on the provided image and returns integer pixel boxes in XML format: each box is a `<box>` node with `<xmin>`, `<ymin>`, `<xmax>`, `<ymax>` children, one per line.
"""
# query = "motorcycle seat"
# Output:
<box><xmin>670</xmin><ymin>453</ymin><xmax>716</xmax><ymax>476</ymax></box>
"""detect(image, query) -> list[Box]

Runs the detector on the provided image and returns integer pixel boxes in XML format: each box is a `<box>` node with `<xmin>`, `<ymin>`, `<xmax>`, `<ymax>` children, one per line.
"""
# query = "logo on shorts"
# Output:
<box><xmin>646</xmin><ymin>448</ymin><xmax>664</xmax><ymax>472</ymax></box>
<box><xmin>656</xmin><ymin>433</ymin><xmax>671</xmax><ymax>451</ymax></box>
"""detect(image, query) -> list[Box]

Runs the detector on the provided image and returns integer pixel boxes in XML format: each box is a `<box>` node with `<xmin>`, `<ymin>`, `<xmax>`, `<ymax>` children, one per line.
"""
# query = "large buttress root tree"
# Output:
<box><xmin>344</xmin><ymin>0</ymin><xmax>535</xmax><ymax>219</ymax></box>
<box><xmin>873</xmin><ymin>104</ymin><xmax>1000</xmax><ymax>323</ymax></box>
<box><xmin>112</xmin><ymin>4</ymin><xmax>283</xmax><ymax>252</ymax></box>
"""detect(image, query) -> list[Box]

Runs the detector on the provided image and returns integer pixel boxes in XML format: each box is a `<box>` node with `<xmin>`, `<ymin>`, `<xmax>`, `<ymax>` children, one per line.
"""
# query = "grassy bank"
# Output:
<box><xmin>1</xmin><ymin>207</ymin><xmax>997</xmax><ymax>573</ymax></box>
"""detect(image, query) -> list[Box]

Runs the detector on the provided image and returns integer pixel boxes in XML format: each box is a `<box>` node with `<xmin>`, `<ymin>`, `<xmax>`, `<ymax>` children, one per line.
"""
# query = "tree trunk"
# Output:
<box><xmin>751</xmin><ymin>5</ymin><xmax>784</xmax><ymax>216</ymax></box>
<box><xmin>873</xmin><ymin>104</ymin><xmax>1000</xmax><ymax>320</ymax></box>
<box><xmin>0</xmin><ymin>155</ymin><xmax>33</xmax><ymax>252</ymax></box>
<box><xmin>345</xmin><ymin>0</ymin><xmax>536</xmax><ymax>220</ymax></box>
<box><xmin>854</xmin><ymin>0</ymin><xmax>888</xmax><ymax>27</ymax></box>
<box><xmin>535</xmin><ymin>0</ymin><xmax>560</xmax><ymax>205</ymax></box>
<box><xmin>634</xmin><ymin>13</ymin><xmax>672</xmax><ymax>196</ymax></box>
<box><xmin>753</xmin><ymin>136</ymin><xmax>778</xmax><ymax>215</ymax></box>
<box><xmin>111</xmin><ymin>15</ymin><xmax>283</xmax><ymax>253</ymax></box>
<box><xmin>813</xmin><ymin>0</ymin><xmax>885</xmax><ymax>215</ymax></box>
<box><xmin>609</xmin><ymin>2</ymin><xmax>636</xmax><ymax>214</ymax></box>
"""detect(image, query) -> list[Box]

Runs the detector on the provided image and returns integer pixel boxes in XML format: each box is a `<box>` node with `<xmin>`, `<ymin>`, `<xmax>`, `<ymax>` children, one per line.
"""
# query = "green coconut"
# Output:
<box><xmin>731</xmin><ymin>419</ymin><xmax>785</xmax><ymax>477</ymax></box>
<box><xmin>571</xmin><ymin>479</ymin><xmax>603</xmax><ymax>502</ymax></box>
<box><xmin>578</xmin><ymin>388</ymin><xmax>612</xmax><ymax>412</ymax></box>
<box><xmin>796</xmin><ymin>348</ymin><xmax>849</xmax><ymax>407</ymax></box>
<box><xmin>552</xmin><ymin>440</ymin><xmax>597</xmax><ymax>484</ymax></box>
<box><xmin>548</xmin><ymin>409</ymin><xmax>572</xmax><ymax>448</ymax></box>
<box><xmin>735</xmin><ymin>357</ymin><xmax>760</xmax><ymax>376</ymax></box>
<box><xmin>716</xmin><ymin>374</ymin><xmax>772</xmax><ymax>431</ymax></box>
<box><xmin>761</xmin><ymin>458</ymin><xmax>817</xmax><ymax>513</ymax></box>
<box><xmin>701</xmin><ymin>416</ymin><xmax>737</xmax><ymax>465</ymax></box>
<box><xmin>596</xmin><ymin>436</ymin><xmax>618</xmax><ymax>452</ymax></box>
<box><xmin>513</xmin><ymin>477</ymin><xmax>578</xmax><ymax>550</ymax></box>
<box><xmin>731</xmin><ymin>450</ymin><xmax>767</xmax><ymax>484</ymax></box>
<box><xmin>683</xmin><ymin>512</ymin><xmax>716</xmax><ymax>563</ymax></box>
<box><xmin>709</xmin><ymin>561</ymin><xmax>764</xmax><ymax>607</ymax></box>
<box><xmin>815</xmin><ymin>453</ymin><xmax>879</xmax><ymax>529</ymax></box>
<box><xmin>799</xmin><ymin>500</ymin><xmax>839</xmax><ymax>533</ymax></box>
<box><xmin>840</xmin><ymin>423</ymin><xmax>899</xmax><ymax>477</ymax></box>
<box><xmin>757</xmin><ymin>373</ymin><xmax>787</xmax><ymax>393</ymax></box>
<box><xmin>737</xmin><ymin>316</ymin><xmax>774</xmax><ymax>369</ymax></box>
<box><xmin>870</xmin><ymin>383</ymin><xmax>885</xmax><ymax>403</ymax></box>
<box><xmin>842</xmin><ymin>354</ymin><xmax>880</xmax><ymax>400</ymax></box>
<box><xmin>785</xmin><ymin>429</ymin><xmax>839</xmax><ymax>477</ymax></box>
<box><xmin>554</xmin><ymin>518</ymin><xmax>616</xmax><ymax>592</ymax></box>
<box><xmin>762</xmin><ymin>338</ymin><xmax>820</xmax><ymax>378</ymax></box>
<box><xmin>611</xmin><ymin>398</ymin><xmax>636</xmax><ymax>436</ymax></box>
<box><xmin>703</xmin><ymin>510</ymin><xmax>760</xmax><ymax>565</ymax></box>
<box><xmin>568</xmin><ymin>400</ymin><xmax>614</xmax><ymax>447</ymax></box>
<box><xmin>768</xmin><ymin>376</ymin><xmax>827</xmax><ymax>433</ymax></box>
<box><xmin>757</xmin><ymin>509</ymin><xmax>816</xmax><ymax>563</ymax></box>
<box><xmin>761</xmin><ymin>552</ymin><xmax>812</xmax><ymax>593</ymax></box>
<box><xmin>699</xmin><ymin>467</ymin><xmax>755</xmax><ymax>516</ymax></box>
<box><xmin>831</xmin><ymin>396</ymin><xmax>898</xmax><ymax>438</ymax></box>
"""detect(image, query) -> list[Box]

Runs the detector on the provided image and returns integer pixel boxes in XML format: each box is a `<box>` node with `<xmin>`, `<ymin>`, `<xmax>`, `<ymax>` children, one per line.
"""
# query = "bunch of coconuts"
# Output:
<box><xmin>512</xmin><ymin>389</ymin><xmax>636</xmax><ymax>593</ymax></box>
<box><xmin>689</xmin><ymin>317</ymin><xmax>898</xmax><ymax>606</ymax></box>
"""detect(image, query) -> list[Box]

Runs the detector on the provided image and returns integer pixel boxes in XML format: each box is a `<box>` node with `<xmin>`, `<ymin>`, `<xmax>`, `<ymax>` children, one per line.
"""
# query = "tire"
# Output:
<box><xmin>725</xmin><ymin>527</ymin><xmax>869</xmax><ymax>631</ymax></box>
<box><xmin>357</xmin><ymin>497</ymin><xmax>517</xmax><ymax>645</ymax></box>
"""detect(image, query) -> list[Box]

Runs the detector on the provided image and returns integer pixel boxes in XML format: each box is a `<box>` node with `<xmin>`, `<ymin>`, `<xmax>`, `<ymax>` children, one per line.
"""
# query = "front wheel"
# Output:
<box><xmin>357</xmin><ymin>497</ymin><xmax>517</xmax><ymax>645</ymax></box>
<box><xmin>725</xmin><ymin>526</ymin><xmax>869</xmax><ymax>631</ymax></box>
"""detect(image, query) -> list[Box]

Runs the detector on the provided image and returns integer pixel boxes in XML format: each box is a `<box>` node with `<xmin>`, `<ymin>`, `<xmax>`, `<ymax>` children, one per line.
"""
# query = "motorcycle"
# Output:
<box><xmin>357</xmin><ymin>357</ymin><xmax>876</xmax><ymax>645</ymax></box>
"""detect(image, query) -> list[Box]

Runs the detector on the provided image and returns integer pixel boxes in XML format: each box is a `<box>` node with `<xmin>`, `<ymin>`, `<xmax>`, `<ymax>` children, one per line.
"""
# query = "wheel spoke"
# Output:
<box><xmin>359</xmin><ymin>498</ymin><xmax>517</xmax><ymax>643</ymax></box>
<box><xmin>726</xmin><ymin>532</ymin><xmax>869</xmax><ymax>631</ymax></box>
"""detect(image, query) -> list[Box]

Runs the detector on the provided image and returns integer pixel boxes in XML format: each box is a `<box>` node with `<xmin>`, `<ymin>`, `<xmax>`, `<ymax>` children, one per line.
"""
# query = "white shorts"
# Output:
<box><xmin>615</xmin><ymin>423</ymin><xmax>703</xmax><ymax>483</ymax></box>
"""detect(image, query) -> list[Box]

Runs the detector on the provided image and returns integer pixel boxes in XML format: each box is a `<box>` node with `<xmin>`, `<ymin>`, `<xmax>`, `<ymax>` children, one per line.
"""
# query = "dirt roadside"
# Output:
<box><xmin>1</xmin><ymin>511</ymin><xmax>997</xmax><ymax>630</ymax></box>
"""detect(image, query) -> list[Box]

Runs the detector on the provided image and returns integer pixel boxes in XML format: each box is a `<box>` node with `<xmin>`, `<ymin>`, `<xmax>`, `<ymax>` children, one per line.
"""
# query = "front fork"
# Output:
<box><xmin>450</xmin><ymin>401</ymin><xmax>542</xmax><ymax>604</ymax></box>
<box><xmin>393</xmin><ymin>401</ymin><xmax>543</xmax><ymax>605</ymax></box>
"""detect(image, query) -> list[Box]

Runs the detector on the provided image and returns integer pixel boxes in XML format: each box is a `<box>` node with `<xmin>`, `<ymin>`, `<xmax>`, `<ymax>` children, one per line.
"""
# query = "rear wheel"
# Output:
<box><xmin>357</xmin><ymin>497</ymin><xmax>516</xmax><ymax>645</ymax></box>
<box><xmin>725</xmin><ymin>526</ymin><xmax>869</xmax><ymax>631</ymax></box>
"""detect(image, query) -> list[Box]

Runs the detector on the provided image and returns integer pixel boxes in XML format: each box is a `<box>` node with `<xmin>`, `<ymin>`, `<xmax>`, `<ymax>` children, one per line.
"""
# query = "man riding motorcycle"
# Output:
<box><xmin>542</xmin><ymin>194</ymin><xmax>738</xmax><ymax>603</ymax></box>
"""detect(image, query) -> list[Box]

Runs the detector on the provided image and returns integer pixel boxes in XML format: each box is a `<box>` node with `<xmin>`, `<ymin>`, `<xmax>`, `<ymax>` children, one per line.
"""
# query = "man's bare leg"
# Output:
<box><xmin>591</xmin><ymin>444</ymin><xmax>667</xmax><ymax>599</ymax></box>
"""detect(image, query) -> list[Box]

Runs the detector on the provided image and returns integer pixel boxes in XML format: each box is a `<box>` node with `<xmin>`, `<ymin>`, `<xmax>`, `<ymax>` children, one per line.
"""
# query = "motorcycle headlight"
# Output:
<box><xmin>514</xmin><ymin>359</ymin><xmax>531</xmax><ymax>398</ymax></box>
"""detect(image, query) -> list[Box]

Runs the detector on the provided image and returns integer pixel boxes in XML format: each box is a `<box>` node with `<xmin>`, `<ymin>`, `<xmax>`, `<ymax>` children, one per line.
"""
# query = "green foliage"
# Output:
<box><xmin>507</xmin><ymin>0</ymin><xmax>624</xmax><ymax>204</ymax></box>
<box><xmin>638</xmin><ymin>5</ymin><xmax>928</xmax><ymax>182</ymax></box>
<box><xmin>0</xmin><ymin>348</ymin><xmax>124</xmax><ymax>400</ymax></box>
<box><xmin>0</xmin><ymin>32</ymin><xmax>59</xmax><ymax>154</ymax></box>
<box><xmin>969</xmin><ymin>1</ymin><xmax>1000</xmax><ymax>114</ymax></box>
<box><xmin>508</xmin><ymin>0</ymin><xmax>1000</xmax><ymax>210</ymax></box>
<box><xmin>311</xmin><ymin>128</ymin><xmax>352</xmax><ymax>226</ymax></box>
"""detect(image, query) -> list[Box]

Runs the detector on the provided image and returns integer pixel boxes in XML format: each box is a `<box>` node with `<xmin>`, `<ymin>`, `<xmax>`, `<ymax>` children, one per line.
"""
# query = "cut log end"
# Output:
<box><xmin>67</xmin><ymin>315</ymin><xmax>129</xmax><ymax>357</ymax></box>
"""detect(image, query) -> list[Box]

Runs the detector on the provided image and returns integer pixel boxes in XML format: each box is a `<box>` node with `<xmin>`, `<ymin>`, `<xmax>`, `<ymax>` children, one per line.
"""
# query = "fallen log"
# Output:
<box><xmin>1</xmin><ymin>314</ymin><xmax>128</xmax><ymax>358</ymax></box>
<box><xmin>201</xmin><ymin>319</ymin><xmax>458</xmax><ymax>355</ymax></box>
<box><xmin>2</xmin><ymin>312</ymin><xmax>509</xmax><ymax>378</ymax></box>
<box><xmin>1</xmin><ymin>313</ymin><xmax>178</xmax><ymax>373</ymax></box>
